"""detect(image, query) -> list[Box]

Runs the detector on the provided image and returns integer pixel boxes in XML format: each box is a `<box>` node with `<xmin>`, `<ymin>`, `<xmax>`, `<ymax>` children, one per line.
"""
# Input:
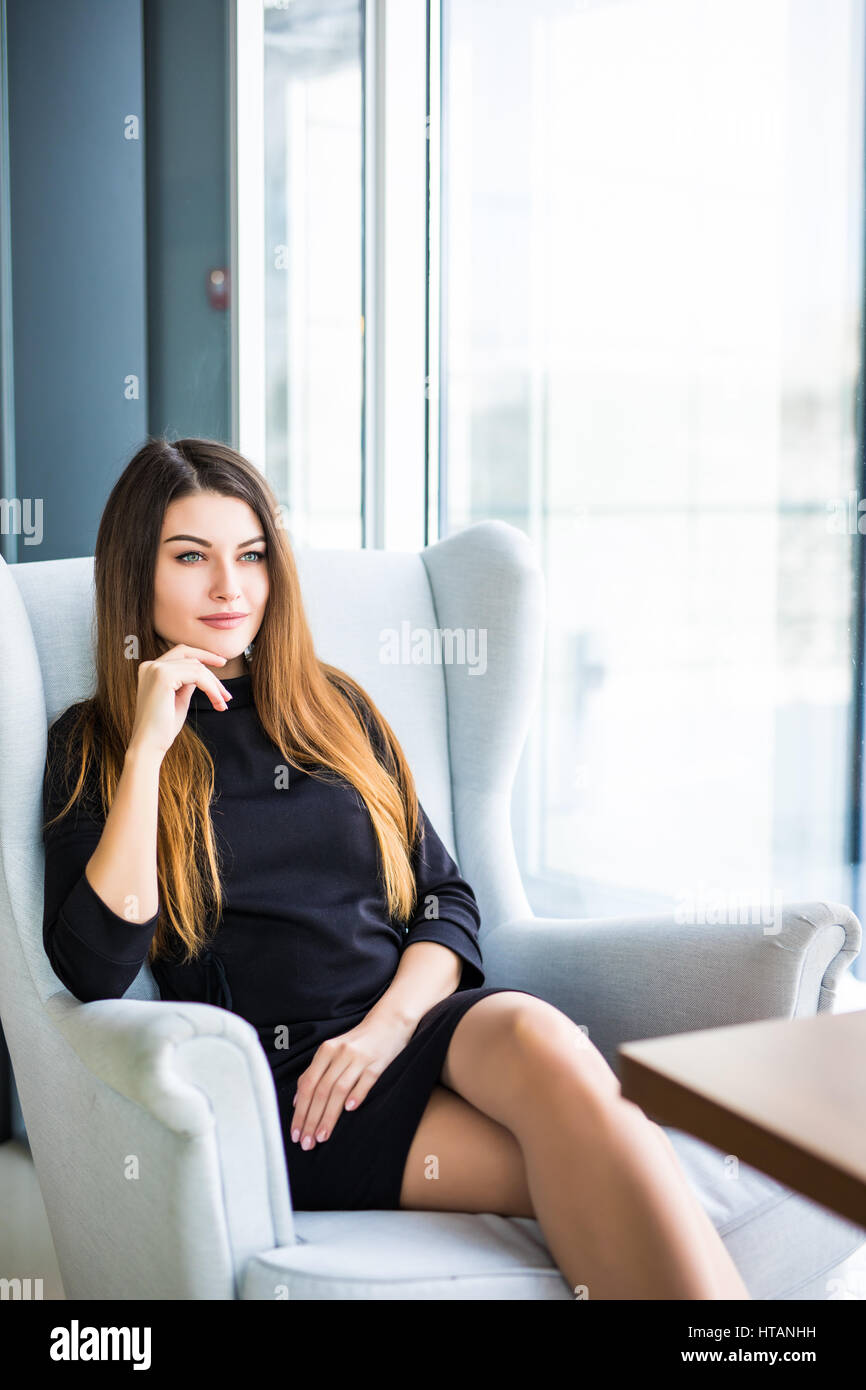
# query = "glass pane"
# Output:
<box><xmin>440</xmin><ymin>0</ymin><xmax>865</xmax><ymax>921</ymax></box>
<box><xmin>264</xmin><ymin>0</ymin><xmax>364</xmax><ymax>548</ymax></box>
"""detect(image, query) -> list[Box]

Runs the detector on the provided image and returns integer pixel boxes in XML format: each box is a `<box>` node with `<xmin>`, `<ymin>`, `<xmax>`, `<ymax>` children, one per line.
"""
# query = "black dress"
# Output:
<box><xmin>42</xmin><ymin>672</ymin><xmax>533</xmax><ymax>1211</ymax></box>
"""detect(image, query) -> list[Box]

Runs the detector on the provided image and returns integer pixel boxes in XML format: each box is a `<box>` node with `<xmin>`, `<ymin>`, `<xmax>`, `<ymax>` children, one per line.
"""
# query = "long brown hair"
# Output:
<box><xmin>43</xmin><ymin>436</ymin><xmax>421</xmax><ymax>966</ymax></box>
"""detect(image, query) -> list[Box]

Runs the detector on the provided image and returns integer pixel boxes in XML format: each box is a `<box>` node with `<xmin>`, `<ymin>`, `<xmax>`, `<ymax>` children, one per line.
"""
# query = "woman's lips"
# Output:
<box><xmin>199</xmin><ymin>615</ymin><xmax>248</xmax><ymax>629</ymax></box>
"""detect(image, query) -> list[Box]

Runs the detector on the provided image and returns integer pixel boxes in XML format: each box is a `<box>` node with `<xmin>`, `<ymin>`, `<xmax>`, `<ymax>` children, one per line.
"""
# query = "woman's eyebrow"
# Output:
<box><xmin>163</xmin><ymin>534</ymin><xmax>267</xmax><ymax>547</ymax></box>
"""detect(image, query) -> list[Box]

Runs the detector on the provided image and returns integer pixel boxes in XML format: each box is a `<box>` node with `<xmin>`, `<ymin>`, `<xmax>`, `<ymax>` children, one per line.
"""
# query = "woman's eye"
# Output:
<box><xmin>176</xmin><ymin>551</ymin><xmax>266</xmax><ymax>564</ymax></box>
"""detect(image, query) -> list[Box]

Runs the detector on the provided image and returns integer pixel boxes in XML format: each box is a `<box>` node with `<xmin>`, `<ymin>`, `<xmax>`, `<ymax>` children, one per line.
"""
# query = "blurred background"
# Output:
<box><xmin>3</xmin><ymin>0</ymin><xmax>866</xmax><ymax>1300</ymax></box>
<box><xmin>2</xmin><ymin>0</ymin><xmax>866</xmax><ymax>951</ymax></box>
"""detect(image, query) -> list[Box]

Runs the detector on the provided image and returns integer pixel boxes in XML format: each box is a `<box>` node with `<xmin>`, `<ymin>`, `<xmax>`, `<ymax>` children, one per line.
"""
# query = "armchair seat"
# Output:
<box><xmin>242</xmin><ymin>1211</ymin><xmax>572</xmax><ymax>1300</ymax></box>
<box><xmin>2</xmin><ymin>520</ymin><xmax>864</xmax><ymax>1301</ymax></box>
<box><xmin>242</xmin><ymin>1153</ymin><xmax>865</xmax><ymax>1299</ymax></box>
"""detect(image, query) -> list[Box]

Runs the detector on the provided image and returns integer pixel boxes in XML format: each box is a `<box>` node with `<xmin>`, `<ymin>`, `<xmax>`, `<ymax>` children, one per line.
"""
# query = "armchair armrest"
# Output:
<box><xmin>480</xmin><ymin>900</ymin><xmax>862</xmax><ymax>1075</ymax></box>
<box><xmin>43</xmin><ymin>992</ymin><xmax>295</xmax><ymax>1297</ymax></box>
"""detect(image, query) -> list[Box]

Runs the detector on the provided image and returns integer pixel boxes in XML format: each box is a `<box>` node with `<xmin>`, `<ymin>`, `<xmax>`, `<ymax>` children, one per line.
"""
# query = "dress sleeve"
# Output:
<box><xmin>42</xmin><ymin>709</ymin><xmax>160</xmax><ymax>1002</ymax></box>
<box><xmin>404</xmin><ymin>800</ymin><xmax>486</xmax><ymax>992</ymax></box>
<box><xmin>349</xmin><ymin>684</ymin><xmax>485</xmax><ymax>990</ymax></box>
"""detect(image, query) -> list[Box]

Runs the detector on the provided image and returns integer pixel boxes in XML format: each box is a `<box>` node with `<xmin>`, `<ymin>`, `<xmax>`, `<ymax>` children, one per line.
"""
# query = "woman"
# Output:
<box><xmin>42</xmin><ymin>436</ymin><xmax>750</xmax><ymax>1300</ymax></box>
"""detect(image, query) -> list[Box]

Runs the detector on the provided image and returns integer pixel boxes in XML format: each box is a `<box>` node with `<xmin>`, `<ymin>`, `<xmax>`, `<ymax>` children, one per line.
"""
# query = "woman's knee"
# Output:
<box><xmin>440</xmin><ymin>991</ymin><xmax>619</xmax><ymax>1129</ymax></box>
<box><xmin>505</xmin><ymin>997</ymin><xmax>622</xmax><ymax>1108</ymax></box>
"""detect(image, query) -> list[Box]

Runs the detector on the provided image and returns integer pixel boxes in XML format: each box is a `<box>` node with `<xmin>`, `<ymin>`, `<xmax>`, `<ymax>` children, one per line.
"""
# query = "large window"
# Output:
<box><xmin>439</xmin><ymin>0</ymin><xmax>866</xmax><ymax>924</ymax></box>
<box><xmin>258</xmin><ymin>0</ymin><xmax>428</xmax><ymax>552</ymax></box>
<box><xmin>263</xmin><ymin>0</ymin><xmax>364</xmax><ymax>549</ymax></box>
<box><xmin>252</xmin><ymin>0</ymin><xmax>866</xmax><ymax>945</ymax></box>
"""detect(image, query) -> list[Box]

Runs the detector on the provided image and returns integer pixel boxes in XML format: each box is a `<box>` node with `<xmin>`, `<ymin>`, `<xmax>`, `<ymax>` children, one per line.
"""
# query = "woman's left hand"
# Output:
<box><xmin>290</xmin><ymin>1013</ymin><xmax>417</xmax><ymax>1150</ymax></box>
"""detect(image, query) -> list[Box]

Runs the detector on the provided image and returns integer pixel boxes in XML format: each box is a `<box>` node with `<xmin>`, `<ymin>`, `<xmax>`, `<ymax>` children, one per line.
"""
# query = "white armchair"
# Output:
<box><xmin>1</xmin><ymin>521</ymin><xmax>863</xmax><ymax>1299</ymax></box>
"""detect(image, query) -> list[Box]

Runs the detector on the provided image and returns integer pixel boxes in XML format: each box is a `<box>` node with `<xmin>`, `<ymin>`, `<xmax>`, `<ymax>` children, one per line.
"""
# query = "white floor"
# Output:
<box><xmin>2</xmin><ymin>972</ymin><xmax>865</xmax><ymax>1301</ymax></box>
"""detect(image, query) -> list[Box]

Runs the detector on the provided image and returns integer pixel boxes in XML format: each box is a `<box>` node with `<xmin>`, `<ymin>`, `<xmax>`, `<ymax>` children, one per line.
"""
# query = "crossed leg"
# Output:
<box><xmin>397</xmin><ymin>1083</ymin><xmax>535</xmax><ymax>1216</ymax></box>
<box><xmin>398</xmin><ymin>991</ymin><xmax>751</xmax><ymax>1301</ymax></box>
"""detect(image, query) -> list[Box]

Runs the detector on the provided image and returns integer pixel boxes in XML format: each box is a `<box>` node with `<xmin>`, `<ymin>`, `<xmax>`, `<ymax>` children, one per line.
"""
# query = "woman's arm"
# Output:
<box><xmin>364</xmin><ymin>938</ymin><xmax>462</xmax><ymax>1031</ymax></box>
<box><xmin>42</xmin><ymin>711</ymin><xmax>163</xmax><ymax>1001</ymax></box>
<box><xmin>349</xmin><ymin>687</ymin><xmax>486</xmax><ymax>989</ymax></box>
<box><xmin>288</xmin><ymin>775</ymin><xmax>487</xmax><ymax>1148</ymax></box>
<box><xmin>83</xmin><ymin>738</ymin><xmax>163</xmax><ymax>923</ymax></box>
<box><xmin>398</xmin><ymin>799</ymin><xmax>485</xmax><ymax>985</ymax></box>
<box><xmin>365</xmin><ymin>788</ymin><xmax>486</xmax><ymax>1028</ymax></box>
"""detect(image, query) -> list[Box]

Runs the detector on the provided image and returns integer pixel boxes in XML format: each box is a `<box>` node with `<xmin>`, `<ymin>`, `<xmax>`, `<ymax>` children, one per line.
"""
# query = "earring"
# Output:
<box><xmin>244</xmin><ymin>641</ymin><xmax>255</xmax><ymax>662</ymax></box>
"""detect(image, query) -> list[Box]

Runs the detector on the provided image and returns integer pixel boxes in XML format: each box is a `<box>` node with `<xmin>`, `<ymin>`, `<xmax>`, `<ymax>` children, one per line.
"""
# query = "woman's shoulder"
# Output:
<box><xmin>47</xmin><ymin>698</ymin><xmax>100</xmax><ymax>753</ymax></box>
<box><xmin>44</xmin><ymin>699</ymin><xmax>104</xmax><ymax>816</ymax></box>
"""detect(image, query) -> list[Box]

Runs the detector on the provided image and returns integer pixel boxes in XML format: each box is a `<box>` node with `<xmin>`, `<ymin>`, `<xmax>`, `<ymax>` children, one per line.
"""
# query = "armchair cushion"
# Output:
<box><xmin>481</xmin><ymin>902</ymin><xmax>862</xmax><ymax>1073</ymax></box>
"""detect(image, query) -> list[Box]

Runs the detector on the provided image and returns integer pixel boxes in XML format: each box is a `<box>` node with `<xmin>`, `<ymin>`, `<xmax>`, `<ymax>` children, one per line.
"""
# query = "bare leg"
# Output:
<box><xmin>441</xmin><ymin>995</ymin><xmax>751</xmax><ymax>1301</ymax></box>
<box><xmin>512</xmin><ymin>1070</ymin><xmax>748</xmax><ymax>1300</ymax></box>
<box><xmin>636</xmin><ymin>1110</ymin><xmax>751</xmax><ymax>1300</ymax></box>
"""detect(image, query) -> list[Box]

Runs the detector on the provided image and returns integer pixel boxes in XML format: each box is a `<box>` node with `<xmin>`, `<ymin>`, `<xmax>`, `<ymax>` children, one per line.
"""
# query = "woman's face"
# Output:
<box><xmin>153</xmin><ymin>492</ymin><xmax>270</xmax><ymax>679</ymax></box>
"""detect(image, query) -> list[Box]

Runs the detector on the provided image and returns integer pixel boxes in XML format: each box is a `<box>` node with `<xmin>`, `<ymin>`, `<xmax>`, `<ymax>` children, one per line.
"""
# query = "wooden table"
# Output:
<box><xmin>618</xmin><ymin>1009</ymin><xmax>866</xmax><ymax>1229</ymax></box>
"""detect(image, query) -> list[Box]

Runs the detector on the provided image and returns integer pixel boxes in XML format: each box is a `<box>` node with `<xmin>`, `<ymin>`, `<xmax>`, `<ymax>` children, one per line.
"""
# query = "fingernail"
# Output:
<box><xmin>317</xmin><ymin>1129</ymin><xmax>328</xmax><ymax>1142</ymax></box>
<box><xmin>291</xmin><ymin>1128</ymin><xmax>300</xmax><ymax>1144</ymax></box>
<box><xmin>302</xmin><ymin>1135</ymin><xmax>313</xmax><ymax>1150</ymax></box>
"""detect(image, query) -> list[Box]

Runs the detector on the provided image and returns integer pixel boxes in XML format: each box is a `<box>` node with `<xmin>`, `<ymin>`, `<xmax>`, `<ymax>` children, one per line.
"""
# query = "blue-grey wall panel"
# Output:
<box><xmin>144</xmin><ymin>0</ymin><xmax>230</xmax><ymax>444</ymax></box>
<box><xmin>7</xmin><ymin>0</ymin><xmax>147</xmax><ymax>561</ymax></box>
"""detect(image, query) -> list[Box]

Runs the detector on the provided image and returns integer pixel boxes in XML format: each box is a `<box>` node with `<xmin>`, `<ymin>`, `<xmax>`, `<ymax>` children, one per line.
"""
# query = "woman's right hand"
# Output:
<box><xmin>128</xmin><ymin>645</ymin><xmax>235</xmax><ymax>758</ymax></box>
